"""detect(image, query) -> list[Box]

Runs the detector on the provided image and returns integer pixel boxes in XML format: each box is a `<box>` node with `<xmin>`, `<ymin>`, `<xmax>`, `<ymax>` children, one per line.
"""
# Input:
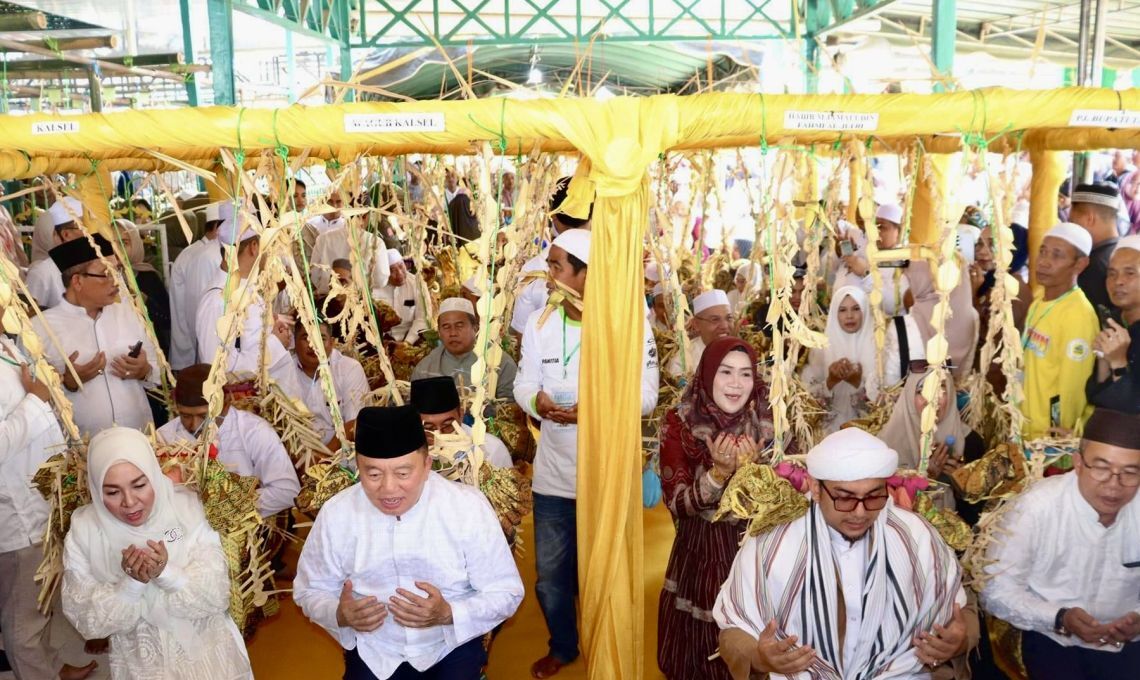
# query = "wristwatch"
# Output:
<box><xmin>1112</xmin><ymin>365</ymin><xmax>1129</xmax><ymax>380</ymax></box>
<box><xmin>1054</xmin><ymin>608</ymin><xmax>1071</xmax><ymax>636</ymax></box>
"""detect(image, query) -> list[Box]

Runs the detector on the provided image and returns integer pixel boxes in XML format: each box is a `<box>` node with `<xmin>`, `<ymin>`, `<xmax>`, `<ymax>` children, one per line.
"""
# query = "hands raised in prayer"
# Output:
<box><xmin>336</xmin><ymin>580</ymin><xmax>388</xmax><ymax>632</ymax></box>
<box><xmin>388</xmin><ymin>581</ymin><xmax>453</xmax><ymax>628</ymax></box>
<box><xmin>119</xmin><ymin>541</ymin><xmax>168</xmax><ymax>584</ymax></box>
<box><xmin>63</xmin><ymin>351</ymin><xmax>106</xmax><ymax>391</ymax></box>
<box><xmin>751</xmin><ymin>621</ymin><xmax>815</xmax><ymax>675</ymax></box>
<box><xmin>826</xmin><ymin>359</ymin><xmax>862</xmax><ymax>390</ymax></box>
<box><xmin>1094</xmin><ymin>319</ymin><xmax>1131</xmax><ymax>370</ymax></box>
<box><xmin>705</xmin><ymin>426</ymin><xmax>762</xmax><ymax>484</ymax></box>
<box><xmin>1106</xmin><ymin>611</ymin><xmax>1140</xmax><ymax>644</ymax></box>
<box><xmin>914</xmin><ymin>603</ymin><xmax>969</xmax><ymax>668</ymax></box>
<box><xmin>927</xmin><ymin>442</ymin><xmax>962</xmax><ymax>479</ymax></box>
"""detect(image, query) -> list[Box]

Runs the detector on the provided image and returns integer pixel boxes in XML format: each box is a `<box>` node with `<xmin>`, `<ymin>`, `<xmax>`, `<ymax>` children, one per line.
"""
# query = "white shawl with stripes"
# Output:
<box><xmin>713</xmin><ymin>499</ymin><xmax>962</xmax><ymax>679</ymax></box>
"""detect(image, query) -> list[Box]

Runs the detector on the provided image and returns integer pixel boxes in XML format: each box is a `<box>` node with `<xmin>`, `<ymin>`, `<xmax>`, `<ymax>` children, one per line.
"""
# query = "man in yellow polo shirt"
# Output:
<box><xmin>1021</xmin><ymin>222</ymin><xmax>1100</xmax><ymax>438</ymax></box>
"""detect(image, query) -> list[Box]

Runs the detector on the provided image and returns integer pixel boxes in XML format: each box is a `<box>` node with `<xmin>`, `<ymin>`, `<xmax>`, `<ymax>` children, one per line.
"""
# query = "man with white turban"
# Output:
<box><xmin>373</xmin><ymin>249</ymin><xmax>427</xmax><ymax>344</ymax></box>
<box><xmin>715</xmin><ymin>428</ymin><xmax>972</xmax><ymax>680</ymax></box>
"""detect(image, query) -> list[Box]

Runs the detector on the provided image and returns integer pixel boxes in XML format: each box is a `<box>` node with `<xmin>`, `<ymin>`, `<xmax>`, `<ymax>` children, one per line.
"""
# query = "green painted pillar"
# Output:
<box><xmin>285</xmin><ymin>29</ymin><xmax>296</xmax><ymax>103</ymax></box>
<box><xmin>932</xmin><ymin>0</ymin><xmax>956</xmax><ymax>92</ymax></box>
<box><xmin>336</xmin><ymin>0</ymin><xmax>354</xmax><ymax>102</ymax></box>
<box><xmin>207</xmin><ymin>0</ymin><xmax>236</xmax><ymax>105</ymax></box>
<box><xmin>804</xmin><ymin>0</ymin><xmax>830</xmax><ymax>94</ymax></box>
<box><xmin>180</xmin><ymin>0</ymin><xmax>200</xmax><ymax>106</ymax></box>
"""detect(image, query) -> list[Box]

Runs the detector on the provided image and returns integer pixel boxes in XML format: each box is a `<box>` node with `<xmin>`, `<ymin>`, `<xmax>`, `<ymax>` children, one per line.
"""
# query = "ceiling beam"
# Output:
<box><xmin>0</xmin><ymin>12</ymin><xmax>47</xmax><ymax>32</ymax></box>
<box><xmin>0</xmin><ymin>53</ymin><xmax>188</xmax><ymax>72</ymax></box>
<box><xmin>0</xmin><ymin>36</ymin><xmax>119</xmax><ymax>52</ymax></box>
<box><xmin>814</xmin><ymin>0</ymin><xmax>903</xmax><ymax>37</ymax></box>
<box><xmin>0</xmin><ymin>39</ymin><xmax>186</xmax><ymax>81</ymax></box>
<box><xmin>983</xmin><ymin>2</ymin><xmax>1140</xmax><ymax>40</ymax></box>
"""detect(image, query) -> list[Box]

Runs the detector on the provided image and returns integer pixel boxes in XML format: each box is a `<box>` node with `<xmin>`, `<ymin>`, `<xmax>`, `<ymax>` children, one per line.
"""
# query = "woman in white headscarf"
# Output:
<box><xmin>62</xmin><ymin>427</ymin><xmax>252</xmax><ymax>680</ymax></box>
<box><xmin>801</xmin><ymin>285</ymin><xmax>910</xmax><ymax>433</ymax></box>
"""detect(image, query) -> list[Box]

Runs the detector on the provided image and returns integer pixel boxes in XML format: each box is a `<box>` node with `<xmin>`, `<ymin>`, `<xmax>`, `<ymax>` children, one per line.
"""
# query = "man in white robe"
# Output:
<box><xmin>509</xmin><ymin>177</ymin><xmax>592</xmax><ymax>335</ymax></box>
<box><xmin>410</xmin><ymin>376</ymin><xmax>513</xmax><ymax>469</ymax></box>
<box><xmin>980</xmin><ymin>408</ymin><xmax>1140</xmax><ymax>677</ymax></box>
<box><xmin>302</xmin><ymin>183</ymin><xmax>347</xmax><ymax>260</ymax></box>
<box><xmin>835</xmin><ymin>203</ymin><xmax>911</xmax><ymax>317</ymax></box>
<box><xmin>194</xmin><ymin>202</ymin><xmax>303</xmax><ymax>400</ymax></box>
<box><xmin>0</xmin><ymin>326</ymin><xmax>96</xmax><ymax>680</ymax></box>
<box><xmin>513</xmin><ymin>229</ymin><xmax>660</xmax><ymax>677</ymax></box>
<box><xmin>309</xmin><ymin>211</ymin><xmax>390</xmax><ymax>295</ymax></box>
<box><xmin>715</xmin><ymin>428</ymin><xmax>971</xmax><ymax>680</ymax></box>
<box><xmin>156</xmin><ymin>364</ymin><xmax>300</xmax><ymax>518</ymax></box>
<box><xmin>294</xmin><ymin>320</ymin><xmax>371</xmax><ymax>449</ymax></box>
<box><xmin>25</xmin><ymin>197</ymin><xmax>85</xmax><ymax>310</ymax></box>
<box><xmin>374</xmin><ymin>249</ymin><xmax>428</xmax><ymax>344</ymax></box>
<box><xmin>666</xmin><ymin>289</ymin><xmax>733</xmax><ymax>380</ymax></box>
<box><xmin>31</xmin><ymin>234</ymin><xmax>158</xmax><ymax>437</ymax></box>
<box><xmin>168</xmin><ymin>202</ymin><xmax>223</xmax><ymax>370</ymax></box>
<box><xmin>294</xmin><ymin>405</ymin><xmax>523</xmax><ymax>679</ymax></box>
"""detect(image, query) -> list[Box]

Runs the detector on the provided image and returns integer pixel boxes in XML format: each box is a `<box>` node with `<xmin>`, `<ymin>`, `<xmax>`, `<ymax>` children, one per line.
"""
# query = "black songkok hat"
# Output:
<box><xmin>355</xmin><ymin>405</ymin><xmax>427</xmax><ymax>459</ymax></box>
<box><xmin>410</xmin><ymin>376</ymin><xmax>461</xmax><ymax>415</ymax></box>
<box><xmin>1083</xmin><ymin>408</ymin><xmax>1140</xmax><ymax>451</ymax></box>
<box><xmin>173</xmin><ymin>364</ymin><xmax>211</xmax><ymax>408</ymax></box>
<box><xmin>49</xmin><ymin>233</ymin><xmax>113</xmax><ymax>273</ymax></box>
<box><xmin>1072</xmin><ymin>182</ymin><xmax>1120</xmax><ymax>209</ymax></box>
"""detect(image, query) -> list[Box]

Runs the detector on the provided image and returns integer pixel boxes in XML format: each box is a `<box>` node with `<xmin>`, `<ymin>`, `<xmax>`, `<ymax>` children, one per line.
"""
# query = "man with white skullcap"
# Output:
<box><xmin>514</xmin><ymin>228</ymin><xmax>659</xmax><ymax>678</ymax></box>
<box><xmin>24</xmin><ymin>197</ymin><xmax>85</xmax><ymax>309</ymax></box>
<box><xmin>509</xmin><ymin>177</ymin><xmax>592</xmax><ymax>336</ymax></box>
<box><xmin>715</xmin><ymin>428</ymin><xmax>971</xmax><ymax>680</ymax></box>
<box><xmin>1022</xmin><ymin>222</ymin><xmax>1100</xmax><ymax>438</ymax></box>
<box><xmin>835</xmin><ymin>202</ymin><xmax>911</xmax><ymax>317</ymax></box>
<box><xmin>411</xmin><ymin>297</ymin><xmax>518</xmax><ymax>402</ymax></box>
<box><xmin>194</xmin><ymin>202</ymin><xmax>304</xmax><ymax>401</ymax></box>
<box><xmin>308</xmin><ymin>198</ymin><xmax>390</xmax><ymax>296</ymax></box>
<box><xmin>1070</xmin><ymin>183</ymin><xmax>1123</xmax><ymax>314</ymax></box>
<box><xmin>168</xmin><ymin>202</ymin><xmax>224</xmax><ymax>369</ymax></box>
<box><xmin>373</xmin><ymin>248</ymin><xmax>428</xmax><ymax>344</ymax></box>
<box><xmin>666</xmin><ymin>289</ymin><xmax>733</xmax><ymax>379</ymax></box>
<box><xmin>1087</xmin><ymin>235</ymin><xmax>1140</xmax><ymax>413</ymax></box>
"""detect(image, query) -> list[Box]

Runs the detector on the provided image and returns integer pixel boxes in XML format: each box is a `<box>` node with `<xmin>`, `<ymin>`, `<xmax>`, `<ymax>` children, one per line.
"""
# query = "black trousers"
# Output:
<box><xmin>343</xmin><ymin>638</ymin><xmax>486</xmax><ymax>680</ymax></box>
<box><xmin>1022</xmin><ymin>630</ymin><xmax>1140</xmax><ymax>679</ymax></box>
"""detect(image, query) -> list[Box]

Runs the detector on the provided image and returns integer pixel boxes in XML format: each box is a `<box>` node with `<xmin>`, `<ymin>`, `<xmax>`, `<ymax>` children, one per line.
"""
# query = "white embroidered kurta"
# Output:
<box><xmin>296</xmin><ymin>350</ymin><xmax>371</xmax><ymax>444</ymax></box>
<box><xmin>194</xmin><ymin>270</ymin><xmax>303</xmax><ymax>400</ymax></box>
<box><xmin>168</xmin><ymin>237</ymin><xmax>222</xmax><ymax>370</ymax></box>
<box><xmin>24</xmin><ymin>257</ymin><xmax>64</xmax><ymax>309</ymax></box>
<box><xmin>513</xmin><ymin>307</ymin><xmax>659</xmax><ymax>499</ymax></box>
<box><xmin>374</xmin><ymin>275</ymin><xmax>428</xmax><ymax>343</ymax></box>
<box><xmin>981</xmin><ymin>473</ymin><xmax>1140</xmax><ymax>651</ymax></box>
<box><xmin>309</xmin><ymin>226</ymin><xmax>390</xmax><ymax>294</ymax></box>
<box><xmin>32</xmin><ymin>299</ymin><xmax>157</xmax><ymax>436</ymax></box>
<box><xmin>62</xmin><ymin>513</ymin><xmax>252</xmax><ymax>680</ymax></box>
<box><xmin>0</xmin><ymin>337</ymin><xmax>65</xmax><ymax>552</ymax></box>
<box><xmin>294</xmin><ymin>475</ymin><xmax>523</xmax><ymax>679</ymax></box>
<box><xmin>157</xmin><ymin>408</ymin><xmax>300</xmax><ymax>517</ymax></box>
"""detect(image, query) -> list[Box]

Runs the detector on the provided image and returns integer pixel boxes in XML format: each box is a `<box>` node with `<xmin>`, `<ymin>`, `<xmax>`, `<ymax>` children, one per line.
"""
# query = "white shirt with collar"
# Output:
<box><xmin>31</xmin><ymin>298</ymin><xmax>157</xmax><ymax>437</ymax></box>
<box><xmin>24</xmin><ymin>257</ymin><xmax>64</xmax><ymax>309</ymax></box>
<box><xmin>294</xmin><ymin>473</ymin><xmax>523</xmax><ymax>679</ymax></box>
<box><xmin>0</xmin><ymin>336</ymin><xmax>66</xmax><ymax>553</ymax></box>
<box><xmin>374</xmin><ymin>274</ymin><xmax>428</xmax><ymax>344</ymax></box>
<box><xmin>981</xmin><ymin>472</ymin><xmax>1140</xmax><ymax>651</ymax></box>
<box><xmin>168</xmin><ymin>236</ymin><xmax>222</xmax><ymax>370</ymax></box>
<box><xmin>309</xmin><ymin>226</ymin><xmax>390</xmax><ymax>295</ymax></box>
<box><xmin>296</xmin><ymin>349</ymin><xmax>372</xmax><ymax>445</ymax></box>
<box><xmin>829</xmin><ymin>526</ymin><xmax>868</xmax><ymax>669</ymax></box>
<box><xmin>509</xmin><ymin>249</ymin><xmax>550</xmax><ymax>334</ymax></box>
<box><xmin>513</xmin><ymin>307</ymin><xmax>659</xmax><ymax>499</ymax></box>
<box><xmin>195</xmin><ymin>269</ymin><xmax>303</xmax><ymax>401</ymax></box>
<box><xmin>157</xmin><ymin>407</ymin><xmax>300</xmax><ymax>517</ymax></box>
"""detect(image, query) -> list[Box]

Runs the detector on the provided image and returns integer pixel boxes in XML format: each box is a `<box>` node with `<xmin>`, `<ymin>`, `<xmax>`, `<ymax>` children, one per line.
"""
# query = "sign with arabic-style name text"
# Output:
<box><xmin>344</xmin><ymin>113</ymin><xmax>445</xmax><ymax>133</ymax></box>
<box><xmin>783</xmin><ymin>110</ymin><xmax>879</xmax><ymax>132</ymax></box>
<box><xmin>1068</xmin><ymin>110</ymin><xmax>1140</xmax><ymax>128</ymax></box>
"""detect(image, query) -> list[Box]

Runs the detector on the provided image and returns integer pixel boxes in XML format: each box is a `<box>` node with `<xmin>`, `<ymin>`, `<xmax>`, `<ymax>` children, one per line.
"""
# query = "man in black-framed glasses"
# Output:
<box><xmin>715</xmin><ymin>427</ymin><xmax>972</xmax><ymax>679</ymax></box>
<box><xmin>980</xmin><ymin>408</ymin><xmax>1140</xmax><ymax>678</ymax></box>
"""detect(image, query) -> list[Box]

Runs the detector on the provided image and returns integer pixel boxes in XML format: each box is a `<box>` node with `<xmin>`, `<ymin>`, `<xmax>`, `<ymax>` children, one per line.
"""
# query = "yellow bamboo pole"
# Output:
<box><xmin>1027</xmin><ymin>149</ymin><xmax>1068</xmax><ymax>288</ymax></box>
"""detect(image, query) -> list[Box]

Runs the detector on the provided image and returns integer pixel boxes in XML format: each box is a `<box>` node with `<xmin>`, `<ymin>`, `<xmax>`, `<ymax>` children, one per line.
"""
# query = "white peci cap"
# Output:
<box><xmin>692</xmin><ymin>289</ymin><xmax>730</xmax><ymax>315</ymax></box>
<box><xmin>438</xmin><ymin>297</ymin><xmax>475</xmax><ymax>318</ymax></box>
<box><xmin>875</xmin><ymin>203</ymin><xmax>904</xmax><ymax>225</ymax></box>
<box><xmin>552</xmin><ymin>228</ymin><xmax>591</xmax><ymax>264</ymax></box>
<box><xmin>1044</xmin><ymin>222</ymin><xmax>1093</xmax><ymax>256</ymax></box>
<box><xmin>48</xmin><ymin>197</ymin><xmax>84</xmax><ymax>227</ymax></box>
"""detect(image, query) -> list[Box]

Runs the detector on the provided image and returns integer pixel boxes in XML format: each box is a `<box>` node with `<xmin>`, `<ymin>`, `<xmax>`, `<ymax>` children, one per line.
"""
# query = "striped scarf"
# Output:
<box><xmin>715</xmin><ymin>500</ymin><xmax>961</xmax><ymax>680</ymax></box>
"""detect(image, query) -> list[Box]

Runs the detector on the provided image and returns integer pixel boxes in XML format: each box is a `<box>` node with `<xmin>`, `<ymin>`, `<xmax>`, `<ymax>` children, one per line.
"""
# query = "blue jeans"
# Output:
<box><xmin>533</xmin><ymin>492</ymin><xmax>579</xmax><ymax>663</ymax></box>
<box><xmin>343</xmin><ymin>637</ymin><xmax>486</xmax><ymax>679</ymax></box>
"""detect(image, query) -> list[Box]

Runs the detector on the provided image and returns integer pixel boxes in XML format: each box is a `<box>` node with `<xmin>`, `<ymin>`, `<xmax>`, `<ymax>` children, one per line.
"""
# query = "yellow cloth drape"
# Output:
<box><xmin>76</xmin><ymin>165</ymin><xmax>112</xmax><ymax>236</ymax></box>
<box><xmin>910</xmin><ymin>153</ymin><xmax>951</xmax><ymax>246</ymax></box>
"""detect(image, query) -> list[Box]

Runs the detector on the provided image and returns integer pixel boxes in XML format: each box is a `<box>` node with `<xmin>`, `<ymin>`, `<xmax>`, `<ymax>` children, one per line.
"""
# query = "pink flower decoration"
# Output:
<box><xmin>775</xmin><ymin>461</ymin><xmax>809</xmax><ymax>493</ymax></box>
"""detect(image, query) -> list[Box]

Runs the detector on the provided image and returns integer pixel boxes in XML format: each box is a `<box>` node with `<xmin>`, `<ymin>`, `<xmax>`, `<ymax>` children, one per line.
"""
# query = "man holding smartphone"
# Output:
<box><xmin>30</xmin><ymin>233</ymin><xmax>158</xmax><ymax>436</ymax></box>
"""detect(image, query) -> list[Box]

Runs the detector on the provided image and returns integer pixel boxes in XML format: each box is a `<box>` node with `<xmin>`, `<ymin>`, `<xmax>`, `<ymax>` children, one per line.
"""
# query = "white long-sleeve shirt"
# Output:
<box><xmin>509</xmin><ymin>250</ymin><xmax>549</xmax><ymax>334</ymax></box>
<box><xmin>513</xmin><ymin>307</ymin><xmax>659</xmax><ymax>499</ymax></box>
<box><xmin>0</xmin><ymin>336</ymin><xmax>66</xmax><ymax>553</ymax></box>
<box><xmin>32</xmin><ymin>298</ymin><xmax>157</xmax><ymax>437</ymax></box>
<box><xmin>981</xmin><ymin>473</ymin><xmax>1140</xmax><ymax>651</ymax></box>
<box><xmin>309</xmin><ymin>226</ymin><xmax>390</xmax><ymax>295</ymax></box>
<box><xmin>168</xmin><ymin>237</ymin><xmax>222</xmax><ymax>370</ymax></box>
<box><xmin>24</xmin><ymin>257</ymin><xmax>64</xmax><ymax>309</ymax></box>
<box><xmin>459</xmin><ymin>424</ymin><xmax>512</xmax><ymax>469</ymax></box>
<box><xmin>374</xmin><ymin>275</ymin><xmax>428</xmax><ymax>343</ymax></box>
<box><xmin>157</xmin><ymin>408</ymin><xmax>300</xmax><ymax>517</ymax></box>
<box><xmin>296</xmin><ymin>350</ymin><xmax>371</xmax><ymax>445</ymax></box>
<box><xmin>195</xmin><ymin>270</ymin><xmax>303</xmax><ymax>401</ymax></box>
<box><xmin>666</xmin><ymin>336</ymin><xmax>706</xmax><ymax>379</ymax></box>
<box><xmin>294</xmin><ymin>475</ymin><xmax>523</xmax><ymax>678</ymax></box>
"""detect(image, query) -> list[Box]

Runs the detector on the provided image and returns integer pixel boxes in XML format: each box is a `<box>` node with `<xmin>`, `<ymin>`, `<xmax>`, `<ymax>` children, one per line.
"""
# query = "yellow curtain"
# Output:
<box><xmin>1028</xmin><ymin>150</ymin><xmax>1067</xmax><ymax>286</ymax></box>
<box><xmin>910</xmin><ymin>153</ymin><xmax>951</xmax><ymax>245</ymax></box>
<box><xmin>76</xmin><ymin>165</ymin><xmax>113</xmax><ymax>236</ymax></box>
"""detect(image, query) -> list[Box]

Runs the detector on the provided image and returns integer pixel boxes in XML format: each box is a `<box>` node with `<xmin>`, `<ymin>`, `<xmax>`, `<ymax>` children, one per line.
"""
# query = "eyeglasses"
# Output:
<box><xmin>80</xmin><ymin>266</ymin><xmax>124</xmax><ymax>280</ymax></box>
<box><xmin>1080</xmin><ymin>453</ymin><xmax>1140</xmax><ymax>488</ymax></box>
<box><xmin>695</xmin><ymin>313</ymin><xmax>734</xmax><ymax>326</ymax></box>
<box><xmin>819</xmin><ymin>482</ymin><xmax>889</xmax><ymax>512</ymax></box>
